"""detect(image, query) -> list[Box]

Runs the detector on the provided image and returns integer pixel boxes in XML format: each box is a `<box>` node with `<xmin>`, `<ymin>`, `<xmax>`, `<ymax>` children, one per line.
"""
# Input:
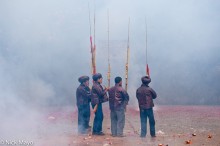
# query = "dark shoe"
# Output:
<box><xmin>117</xmin><ymin>134</ymin><xmax>126</xmax><ymax>137</ymax></box>
<box><xmin>92</xmin><ymin>132</ymin><xmax>105</xmax><ymax>135</ymax></box>
<box><xmin>151</xmin><ymin>135</ymin><xmax>156</xmax><ymax>138</ymax></box>
<box><xmin>98</xmin><ymin>132</ymin><xmax>105</xmax><ymax>135</ymax></box>
<box><xmin>111</xmin><ymin>134</ymin><xmax>117</xmax><ymax>137</ymax></box>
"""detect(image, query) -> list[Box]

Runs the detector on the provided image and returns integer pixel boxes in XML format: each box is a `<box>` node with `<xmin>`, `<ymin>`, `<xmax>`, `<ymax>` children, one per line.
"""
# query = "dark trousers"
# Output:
<box><xmin>110</xmin><ymin>109</ymin><xmax>125</xmax><ymax>136</ymax></box>
<box><xmin>92</xmin><ymin>103</ymin><xmax>103</xmax><ymax>133</ymax></box>
<box><xmin>78</xmin><ymin>104</ymin><xmax>90</xmax><ymax>133</ymax></box>
<box><xmin>140</xmin><ymin>108</ymin><xmax>155</xmax><ymax>137</ymax></box>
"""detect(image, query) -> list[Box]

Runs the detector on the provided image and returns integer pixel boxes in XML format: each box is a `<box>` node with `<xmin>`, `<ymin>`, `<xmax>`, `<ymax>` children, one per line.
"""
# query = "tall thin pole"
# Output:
<box><xmin>92</xmin><ymin>0</ymin><xmax>96</xmax><ymax>75</ymax></box>
<box><xmin>125</xmin><ymin>18</ymin><xmax>130</xmax><ymax>91</ymax></box>
<box><xmin>93</xmin><ymin>1</ymin><xmax>96</xmax><ymax>49</ymax></box>
<box><xmin>145</xmin><ymin>18</ymin><xmax>150</xmax><ymax>77</ymax></box>
<box><xmin>88</xmin><ymin>1</ymin><xmax>96</xmax><ymax>75</ymax></box>
<box><xmin>88</xmin><ymin>3</ymin><xmax>93</xmax><ymax>75</ymax></box>
<box><xmin>145</xmin><ymin>18</ymin><xmax>148</xmax><ymax>66</ymax></box>
<box><xmin>92</xmin><ymin>0</ymin><xmax>98</xmax><ymax>113</ymax></box>
<box><xmin>107</xmin><ymin>9</ymin><xmax>111</xmax><ymax>88</ymax></box>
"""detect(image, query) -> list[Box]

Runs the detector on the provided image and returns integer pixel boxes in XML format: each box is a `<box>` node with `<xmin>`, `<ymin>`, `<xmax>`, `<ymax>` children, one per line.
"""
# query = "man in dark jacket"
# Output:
<box><xmin>108</xmin><ymin>77</ymin><xmax>129</xmax><ymax>137</ymax></box>
<box><xmin>91</xmin><ymin>73</ymin><xmax>108</xmax><ymax>135</ymax></box>
<box><xmin>136</xmin><ymin>76</ymin><xmax>157</xmax><ymax>138</ymax></box>
<box><xmin>76</xmin><ymin>76</ymin><xmax>91</xmax><ymax>134</ymax></box>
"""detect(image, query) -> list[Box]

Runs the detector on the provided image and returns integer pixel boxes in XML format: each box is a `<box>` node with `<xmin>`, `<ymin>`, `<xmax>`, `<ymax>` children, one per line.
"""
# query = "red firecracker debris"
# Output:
<box><xmin>185</xmin><ymin>140</ymin><xmax>192</xmax><ymax>144</ymax></box>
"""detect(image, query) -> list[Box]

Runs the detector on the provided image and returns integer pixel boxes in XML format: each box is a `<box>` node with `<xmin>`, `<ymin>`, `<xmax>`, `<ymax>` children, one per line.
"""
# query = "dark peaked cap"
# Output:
<box><xmin>78</xmin><ymin>76</ymin><xmax>89</xmax><ymax>83</ymax></box>
<box><xmin>141</xmin><ymin>76</ymin><xmax>151</xmax><ymax>84</ymax></box>
<box><xmin>92</xmin><ymin>73</ymin><xmax>102</xmax><ymax>81</ymax></box>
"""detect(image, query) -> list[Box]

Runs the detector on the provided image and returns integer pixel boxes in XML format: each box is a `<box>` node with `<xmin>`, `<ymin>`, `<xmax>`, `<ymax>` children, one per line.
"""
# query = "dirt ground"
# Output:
<box><xmin>35</xmin><ymin>105</ymin><xmax>220</xmax><ymax>146</ymax></box>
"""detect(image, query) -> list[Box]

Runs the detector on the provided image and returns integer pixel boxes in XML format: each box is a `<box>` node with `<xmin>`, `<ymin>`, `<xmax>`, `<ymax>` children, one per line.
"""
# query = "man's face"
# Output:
<box><xmin>119</xmin><ymin>81</ymin><xmax>122</xmax><ymax>86</ymax></box>
<box><xmin>84</xmin><ymin>80</ymin><xmax>89</xmax><ymax>87</ymax></box>
<box><xmin>98</xmin><ymin>77</ymin><xmax>103</xmax><ymax>84</ymax></box>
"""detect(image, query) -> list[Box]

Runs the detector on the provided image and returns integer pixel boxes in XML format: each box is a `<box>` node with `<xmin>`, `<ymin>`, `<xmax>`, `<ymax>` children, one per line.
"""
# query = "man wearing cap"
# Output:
<box><xmin>136</xmin><ymin>76</ymin><xmax>157</xmax><ymax>138</ymax></box>
<box><xmin>76</xmin><ymin>76</ymin><xmax>91</xmax><ymax>134</ymax></box>
<box><xmin>108</xmin><ymin>77</ymin><xmax>129</xmax><ymax>137</ymax></box>
<box><xmin>91</xmin><ymin>73</ymin><xmax>108</xmax><ymax>135</ymax></box>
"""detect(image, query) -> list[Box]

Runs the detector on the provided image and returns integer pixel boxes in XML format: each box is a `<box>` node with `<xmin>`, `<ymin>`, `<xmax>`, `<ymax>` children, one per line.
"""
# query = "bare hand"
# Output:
<box><xmin>105</xmin><ymin>87</ymin><xmax>109</xmax><ymax>91</ymax></box>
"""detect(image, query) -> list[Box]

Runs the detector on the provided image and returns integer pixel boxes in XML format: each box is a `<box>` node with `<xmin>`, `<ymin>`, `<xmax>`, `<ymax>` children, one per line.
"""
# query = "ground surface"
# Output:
<box><xmin>3</xmin><ymin>105</ymin><xmax>219</xmax><ymax>146</ymax></box>
<box><xmin>33</xmin><ymin>105</ymin><xmax>220</xmax><ymax>146</ymax></box>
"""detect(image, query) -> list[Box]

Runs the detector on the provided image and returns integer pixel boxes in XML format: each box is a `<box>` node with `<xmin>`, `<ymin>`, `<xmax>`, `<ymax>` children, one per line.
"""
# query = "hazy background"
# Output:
<box><xmin>1</xmin><ymin>0</ymin><xmax>220</xmax><ymax>140</ymax></box>
<box><xmin>1</xmin><ymin>0</ymin><xmax>220</xmax><ymax>121</ymax></box>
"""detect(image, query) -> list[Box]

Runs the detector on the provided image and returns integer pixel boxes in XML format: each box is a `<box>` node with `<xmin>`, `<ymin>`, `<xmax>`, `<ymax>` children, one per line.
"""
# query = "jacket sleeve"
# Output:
<box><xmin>121</xmin><ymin>89</ymin><xmax>129</xmax><ymax>105</ymax></box>
<box><xmin>91</xmin><ymin>85</ymin><xmax>107</xmax><ymax>105</ymax></box>
<box><xmin>91</xmin><ymin>86</ymin><xmax>99</xmax><ymax>105</ymax></box>
<box><xmin>84</xmin><ymin>86</ymin><xmax>92</xmax><ymax>102</ymax></box>
<box><xmin>80</xmin><ymin>86</ymin><xmax>92</xmax><ymax>101</ymax></box>
<box><xmin>95</xmin><ymin>85</ymin><xmax>108</xmax><ymax>98</ymax></box>
<box><xmin>96</xmin><ymin>85</ymin><xmax>107</xmax><ymax>97</ymax></box>
<box><xmin>136</xmin><ymin>89</ymin><xmax>140</xmax><ymax>99</ymax></box>
<box><xmin>149</xmin><ymin>87</ymin><xmax>157</xmax><ymax>99</ymax></box>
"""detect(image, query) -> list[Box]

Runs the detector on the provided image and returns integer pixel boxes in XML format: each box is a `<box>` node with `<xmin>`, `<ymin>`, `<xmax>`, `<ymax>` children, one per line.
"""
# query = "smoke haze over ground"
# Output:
<box><xmin>0</xmin><ymin>0</ymin><xmax>220</xmax><ymax>119</ymax></box>
<box><xmin>1</xmin><ymin>0</ymin><xmax>220</xmax><ymax>143</ymax></box>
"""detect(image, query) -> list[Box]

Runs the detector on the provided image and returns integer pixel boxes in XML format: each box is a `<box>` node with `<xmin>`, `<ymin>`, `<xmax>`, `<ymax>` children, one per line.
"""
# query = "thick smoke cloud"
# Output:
<box><xmin>1</xmin><ymin>0</ymin><xmax>220</xmax><ymax>140</ymax></box>
<box><xmin>0</xmin><ymin>0</ymin><xmax>220</xmax><ymax>112</ymax></box>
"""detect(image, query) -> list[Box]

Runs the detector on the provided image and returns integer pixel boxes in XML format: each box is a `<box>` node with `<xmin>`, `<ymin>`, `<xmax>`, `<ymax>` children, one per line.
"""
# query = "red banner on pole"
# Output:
<box><xmin>146</xmin><ymin>64</ymin><xmax>150</xmax><ymax>77</ymax></box>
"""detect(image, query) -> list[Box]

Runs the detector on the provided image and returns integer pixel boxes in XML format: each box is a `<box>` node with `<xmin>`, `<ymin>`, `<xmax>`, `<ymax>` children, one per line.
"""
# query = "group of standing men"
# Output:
<box><xmin>76</xmin><ymin>73</ymin><xmax>157</xmax><ymax>138</ymax></box>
